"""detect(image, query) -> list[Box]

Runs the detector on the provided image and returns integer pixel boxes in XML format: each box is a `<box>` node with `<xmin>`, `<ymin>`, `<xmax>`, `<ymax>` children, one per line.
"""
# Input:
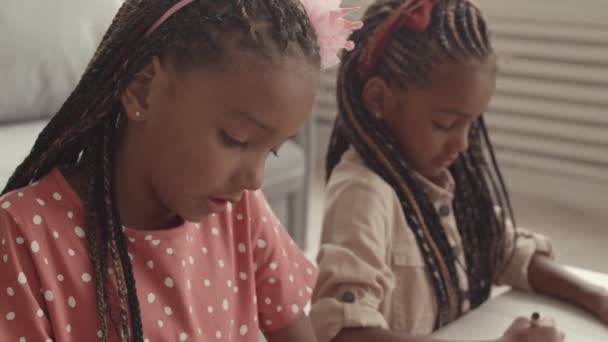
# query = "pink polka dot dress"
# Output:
<box><xmin>0</xmin><ymin>169</ymin><xmax>317</xmax><ymax>341</ymax></box>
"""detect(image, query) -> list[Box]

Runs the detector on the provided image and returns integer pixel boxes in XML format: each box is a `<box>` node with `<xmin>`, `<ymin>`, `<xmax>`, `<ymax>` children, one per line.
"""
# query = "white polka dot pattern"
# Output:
<box><xmin>0</xmin><ymin>176</ymin><xmax>316</xmax><ymax>341</ymax></box>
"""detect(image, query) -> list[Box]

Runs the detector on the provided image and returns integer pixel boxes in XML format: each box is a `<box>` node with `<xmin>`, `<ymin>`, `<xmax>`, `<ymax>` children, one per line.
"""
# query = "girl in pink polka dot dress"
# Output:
<box><xmin>0</xmin><ymin>1</ymin><xmax>361</xmax><ymax>341</ymax></box>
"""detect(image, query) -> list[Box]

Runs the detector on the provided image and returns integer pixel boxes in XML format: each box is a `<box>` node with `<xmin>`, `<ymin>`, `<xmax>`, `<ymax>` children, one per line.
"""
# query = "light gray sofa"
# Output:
<box><xmin>0</xmin><ymin>0</ymin><xmax>312</xmax><ymax>248</ymax></box>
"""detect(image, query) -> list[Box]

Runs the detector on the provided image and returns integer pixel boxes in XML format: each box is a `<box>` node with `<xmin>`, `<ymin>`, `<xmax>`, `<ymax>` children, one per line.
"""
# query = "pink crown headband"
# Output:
<box><xmin>144</xmin><ymin>0</ymin><xmax>363</xmax><ymax>69</ymax></box>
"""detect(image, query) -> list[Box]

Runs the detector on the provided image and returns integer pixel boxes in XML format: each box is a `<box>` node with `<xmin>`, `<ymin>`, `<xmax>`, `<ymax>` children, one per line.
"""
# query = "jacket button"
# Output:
<box><xmin>340</xmin><ymin>291</ymin><xmax>356</xmax><ymax>303</ymax></box>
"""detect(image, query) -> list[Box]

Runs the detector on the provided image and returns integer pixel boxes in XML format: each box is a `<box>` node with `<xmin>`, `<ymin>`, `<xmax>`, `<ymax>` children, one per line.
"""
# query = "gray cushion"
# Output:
<box><xmin>0</xmin><ymin>0</ymin><xmax>122</xmax><ymax>123</ymax></box>
<box><xmin>0</xmin><ymin>120</ymin><xmax>46</xmax><ymax>185</ymax></box>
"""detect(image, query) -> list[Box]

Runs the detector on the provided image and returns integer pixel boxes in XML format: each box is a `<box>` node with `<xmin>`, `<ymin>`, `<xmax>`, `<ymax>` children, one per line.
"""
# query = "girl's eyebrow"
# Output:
<box><xmin>230</xmin><ymin>109</ymin><xmax>275</xmax><ymax>132</ymax></box>
<box><xmin>437</xmin><ymin>108</ymin><xmax>472</xmax><ymax>117</ymax></box>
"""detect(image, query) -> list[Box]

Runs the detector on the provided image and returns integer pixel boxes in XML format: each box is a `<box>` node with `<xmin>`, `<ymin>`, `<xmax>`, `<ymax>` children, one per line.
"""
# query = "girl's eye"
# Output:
<box><xmin>221</xmin><ymin>131</ymin><xmax>281</xmax><ymax>156</ymax></box>
<box><xmin>221</xmin><ymin>131</ymin><xmax>248</xmax><ymax>148</ymax></box>
<box><xmin>433</xmin><ymin>121</ymin><xmax>457</xmax><ymax>131</ymax></box>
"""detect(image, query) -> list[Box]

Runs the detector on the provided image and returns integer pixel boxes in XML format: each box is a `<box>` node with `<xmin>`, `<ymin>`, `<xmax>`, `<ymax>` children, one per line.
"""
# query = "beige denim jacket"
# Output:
<box><xmin>310</xmin><ymin>148</ymin><xmax>553</xmax><ymax>342</ymax></box>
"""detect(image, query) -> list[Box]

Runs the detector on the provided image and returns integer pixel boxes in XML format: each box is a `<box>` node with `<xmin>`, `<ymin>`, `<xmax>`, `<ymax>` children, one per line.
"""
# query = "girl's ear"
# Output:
<box><xmin>121</xmin><ymin>56</ymin><xmax>164</xmax><ymax>122</ymax></box>
<box><xmin>362</xmin><ymin>76</ymin><xmax>392</xmax><ymax>119</ymax></box>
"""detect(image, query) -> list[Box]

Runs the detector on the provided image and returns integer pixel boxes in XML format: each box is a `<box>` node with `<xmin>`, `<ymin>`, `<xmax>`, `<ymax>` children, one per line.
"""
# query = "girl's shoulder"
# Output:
<box><xmin>223</xmin><ymin>189</ymin><xmax>317</xmax><ymax>330</ymax></box>
<box><xmin>326</xmin><ymin>148</ymin><xmax>397</xmax><ymax>211</ymax></box>
<box><xmin>0</xmin><ymin>169</ymin><xmax>82</xmax><ymax>235</ymax></box>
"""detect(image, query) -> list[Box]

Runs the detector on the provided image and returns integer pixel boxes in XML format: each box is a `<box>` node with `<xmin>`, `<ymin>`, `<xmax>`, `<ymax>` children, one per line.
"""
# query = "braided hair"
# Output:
<box><xmin>326</xmin><ymin>0</ymin><xmax>516</xmax><ymax>328</ymax></box>
<box><xmin>2</xmin><ymin>1</ymin><xmax>320</xmax><ymax>341</ymax></box>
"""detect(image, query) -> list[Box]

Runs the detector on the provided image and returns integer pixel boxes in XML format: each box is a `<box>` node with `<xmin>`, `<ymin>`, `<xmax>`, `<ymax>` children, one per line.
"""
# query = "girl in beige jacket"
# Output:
<box><xmin>310</xmin><ymin>1</ymin><xmax>608</xmax><ymax>342</ymax></box>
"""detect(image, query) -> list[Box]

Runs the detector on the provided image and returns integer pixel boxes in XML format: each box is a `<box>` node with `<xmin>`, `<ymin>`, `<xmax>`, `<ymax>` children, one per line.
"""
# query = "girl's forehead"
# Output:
<box><xmin>173</xmin><ymin>52</ymin><xmax>318</xmax><ymax>87</ymax></box>
<box><xmin>165</xmin><ymin>55</ymin><xmax>319</xmax><ymax>131</ymax></box>
<box><xmin>395</xmin><ymin>59</ymin><xmax>495</xmax><ymax>114</ymax></box>
<box><xmin>430</xmin><ymin>58</ymin><xmax>497</xmax><ymax>82</ymax></box>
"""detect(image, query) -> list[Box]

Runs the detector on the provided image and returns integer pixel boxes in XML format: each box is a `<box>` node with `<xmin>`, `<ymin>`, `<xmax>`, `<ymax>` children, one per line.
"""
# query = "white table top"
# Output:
<box><xmin>433</xmin><ymin>267</ymin><xmax>608</xmax><ymax>341</ymax></box>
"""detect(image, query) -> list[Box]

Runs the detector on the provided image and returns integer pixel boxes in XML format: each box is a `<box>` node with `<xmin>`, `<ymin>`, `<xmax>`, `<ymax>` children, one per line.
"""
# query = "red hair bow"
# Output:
<box><xmin>359</xmin><ymin>0</ymin><xmax>437</xmax><ymax>81</ymax></box>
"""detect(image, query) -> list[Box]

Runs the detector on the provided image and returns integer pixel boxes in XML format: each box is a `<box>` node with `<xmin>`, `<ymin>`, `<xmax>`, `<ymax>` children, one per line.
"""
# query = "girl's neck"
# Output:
<box><xmin>113</xmin><ymin>135</ymin><xmax>183</xmax><ymax>230</ymax></box>
<box><xmin>62</xmin><ymin>151</ymin><xmax>183</xmax><ymax>232</ymax></box>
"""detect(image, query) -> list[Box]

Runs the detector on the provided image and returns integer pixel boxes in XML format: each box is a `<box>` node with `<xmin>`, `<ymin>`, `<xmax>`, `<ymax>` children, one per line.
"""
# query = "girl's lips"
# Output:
<box><xmin>440</xmin><ymin>158</ymin><xmax>456</xmax><ymax>168</ymax></box>
<box><xmin>207</xmin><ymin>198</ymin><xmax>229</xmax><ymax>214</ymax></box>
<box><xmin>435</xmin><ymin>155</ymin><xmax>459</xmax><ymax>168</ymax></box>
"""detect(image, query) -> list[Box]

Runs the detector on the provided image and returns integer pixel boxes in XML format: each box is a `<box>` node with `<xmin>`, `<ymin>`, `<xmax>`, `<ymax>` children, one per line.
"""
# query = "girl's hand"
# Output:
<box><xmin>501</xmin><ymin>316</ymin><xmax>564</xmax><ymax>342</ymax></box>
<box><xmin>264</xmin><ymin>313</ymin><xmax>318</xmax><ymax>342</ymax></box>
<box><xmin>587</xmin><ymin>286</ymin><xmax>608</xmax><ymax>325</ymax></box>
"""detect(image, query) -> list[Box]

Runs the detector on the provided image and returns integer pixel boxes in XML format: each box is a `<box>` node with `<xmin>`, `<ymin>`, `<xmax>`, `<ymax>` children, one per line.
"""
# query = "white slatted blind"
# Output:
<box><xmin>480</xmin><ymin>0</ymin><xmax>608</xmax><ymax>214</ymax></box>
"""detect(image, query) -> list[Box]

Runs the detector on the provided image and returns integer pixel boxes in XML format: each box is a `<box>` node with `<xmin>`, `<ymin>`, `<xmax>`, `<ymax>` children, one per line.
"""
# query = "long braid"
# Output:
<box><xmin>106</xmin><ymin>114</ymin><xmax>144</xmax><ymax>341</ymax></box>
<box><xmin>84</xmin><ymin>113</ymin><xmax>133</xmax><ymax>342</ymax></box>
<box><xmin>84</xmin><ymin>128</ymin><xmax>110</xmax><ymax>341</ymax></box>
<box><xmin>325</xmin><ymin>7</ymin><xmax>390</xmax><ymax>179</ymax></box>
<box><xmin>100</xmin><ymin>113</ymin><xmax>139</xmax><ymax>341</ymax></box>
<box><xmin>327</xmin><ymin>0</ymin><xmax>512</xmax><ymax>328</ymax></box>
<box><xmin>2</xmin><ymin>1</ymin><xmax>320</xmax><ymax>340</ymax></box>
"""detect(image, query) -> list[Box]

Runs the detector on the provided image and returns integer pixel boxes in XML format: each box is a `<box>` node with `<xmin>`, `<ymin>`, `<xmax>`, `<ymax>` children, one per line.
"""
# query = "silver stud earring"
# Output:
<box><xmin>135</xmin><ymin>111</ymin><xmax>142</xmax><ymax>118</ymax></box>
